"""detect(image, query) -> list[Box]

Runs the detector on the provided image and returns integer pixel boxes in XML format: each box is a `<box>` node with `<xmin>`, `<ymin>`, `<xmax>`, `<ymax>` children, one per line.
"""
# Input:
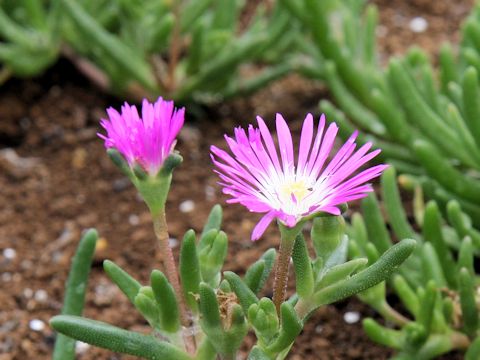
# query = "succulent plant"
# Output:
<box><xmin>1</xmin><ymin>0</ymin><xmax>298</xmax><ymax>104</ymax></box>
<box><xmin>348</xmin><ymin>166</ymin><xmax>480</xmax><ymax>359</ymax></box>
<box><xmin>282</xmin><ymin>0</ymin><xmax>480</xmax><ymax>227</ymax></box>
<box><xmin>0</xmin><ymin>0</ymin><xmax>61</xmax><ymax>83</ymax></box>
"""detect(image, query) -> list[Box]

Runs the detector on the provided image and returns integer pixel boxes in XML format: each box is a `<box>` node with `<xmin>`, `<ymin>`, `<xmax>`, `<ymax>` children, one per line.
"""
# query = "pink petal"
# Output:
<box><xmin>252</xmin><ymin>211</ymin><xmax>277</xmax><ymax>241</ymax></box>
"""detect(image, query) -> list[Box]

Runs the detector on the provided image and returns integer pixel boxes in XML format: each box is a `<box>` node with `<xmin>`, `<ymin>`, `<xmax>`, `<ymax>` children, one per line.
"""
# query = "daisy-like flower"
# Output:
<box><xmin>211</xmin><ymin>113</ymin><xmax>387</xmax><ymax>241</ymax></box>
<box><xmin>98</xmin><ymin>97</ymin><xmax>185</xmax><ymax>176</ymax></box>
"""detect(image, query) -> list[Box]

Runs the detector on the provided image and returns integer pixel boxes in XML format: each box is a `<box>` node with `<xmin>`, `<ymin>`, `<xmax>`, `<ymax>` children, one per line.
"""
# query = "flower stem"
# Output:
<box><xmin>153</xmin><ymin>211</ymin><xmax>195</xmax><ymax>353</ymax></box>
<box><xmin>272</xmin><ymin>225</ymin><xmax>300</xmax><ymax>314</ymax></box>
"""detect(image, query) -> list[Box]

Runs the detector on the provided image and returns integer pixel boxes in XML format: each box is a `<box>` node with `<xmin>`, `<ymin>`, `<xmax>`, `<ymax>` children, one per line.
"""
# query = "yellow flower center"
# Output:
<box><xmin>279</xmin><ymin>180</ymin><xmax>311</xmax><ymax>203</ymax></box>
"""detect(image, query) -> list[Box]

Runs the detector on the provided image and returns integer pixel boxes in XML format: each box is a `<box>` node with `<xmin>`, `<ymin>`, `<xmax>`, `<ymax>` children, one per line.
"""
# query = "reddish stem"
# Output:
<box><xmin>272</xmin><ymin>232</ymin><xmax>296</xmax><ymax>315</ymax></box>
<box><xmin>153</xmin><ymin>212</ymin><xmax>195</xmax><ymax>353</ymax></box>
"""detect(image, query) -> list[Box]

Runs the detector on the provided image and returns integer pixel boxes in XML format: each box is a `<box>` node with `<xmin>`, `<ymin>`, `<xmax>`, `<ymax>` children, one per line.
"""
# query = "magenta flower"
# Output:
<box><xmin>211</xmin><ymin>113</ymin><xmax>387</xmax><ymax>241</ymax></box>
<box><xmin>98</xmin><ymin>97</ymin><xmax>185</xmax><ymax>176</ymax></box>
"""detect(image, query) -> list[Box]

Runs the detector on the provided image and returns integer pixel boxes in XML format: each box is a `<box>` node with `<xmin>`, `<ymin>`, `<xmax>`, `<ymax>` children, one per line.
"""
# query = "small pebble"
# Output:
<box><xmin>169</xmin><ymin>238</ymin><xmax>179</xmax><ymax>248</ymax></box>
<box><xmin>205</xmin><ymin>185</ymin><xmax>216</xmax><ymax>201</ymax></box>
<box><xmin>315</xmin><ymin>325</ymin><xmax>323</xmax><ymax>334</ymax></box>
<box><xmin>344</xmin><ymin>311</ymin><xmax>360</xmax><ymax>324</ymax></box>
<box><xmin>76</xmin><ymin>341</ymin><xmax>90</xmax><ymax>354</ymax></box>
<box><xmin>96</xmin><ymin>237</ymin><xmax>108</xmax><ymax>252</ymax></box>
<box><xmin>112</xmin><ymin>178</ymin><xmax>130</xmax><ymax>192</ymax></box>
<box><xmin>409</xmin><ymin>17</ymin><xmax>428</xmax><ymax>33</ymax></box>
<box><xmin>21</xmin><ymin>259</ymin><xmax>33</xmax><ymax>269</ymax></box>
<box><xmin>34</xmin><ymin>289</ymin><xmax>48</xmax><ymax>302</ymax></box>
<box><xmin>3</xmin><ymin>248</ymin><xmax>16</xmax><ymax>260</ymax></box>
<box><xmin>179</xmin><ymin>200</ymin><xmax>195</xmax><ymax>213</ymax></box>
<box><xmin>29</xmin><ymin>319</ymin><xmax>45</xmax><ymax>331</ymax></box>
<box><xmin>23</xmin><ymin>288</ymin><xmax>33</xmax><ymax>298</ymax></box>
<box><xmin>2</xmin><ymin>273</ymin><xmax>12</xmax><ymax>282</ymax></box>
<box><xmin>128</xmin><ymin>214</ymin><xmax>140</xmax><ymax>226</ymax></box>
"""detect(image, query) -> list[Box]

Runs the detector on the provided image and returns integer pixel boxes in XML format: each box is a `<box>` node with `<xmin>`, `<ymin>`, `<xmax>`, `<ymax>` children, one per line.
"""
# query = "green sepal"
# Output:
<box><xmin>244</xmin><ymin>248</ymin><xmax>276</xmax><ymax>295</ymax></box>
<box><xmin>292</xmin><ymin>233</ymin><xmax>314</xmax><ymax>298</ymax></box>
<box><xmin>312</xmin><ymin>239</ymin><xmax>416</xmax><ymax>308</ymax></box>
<box><xmin>248</xmin><ymin>298</ymin><xmax>279</xmax><ymax>345</ymax></box>
<box><xmin>158</xmin><ymin>152</ymin><xmax>183</xmax><ymax>177</ymax></box>
<box><xmin>107</xmin><ymin>148</ymin><xmax>132</xmax><ymax>178</ymax></box>
<box><xmin>223</xmin><ymin>271</ymin><xmax>259</xmax><ymax>312</ymax></box>
<box><xmin>179</xmin><ymin>229</ymin><xmax>201</xmax><ymax>312</ymax></box>
<box><xmin>53</xmin><ymin>229</ymin><xmax>97</xmax><ymax>360</ymax></box>
<box><xmin>201</xmin><ymin>204</ymin><xmax>223</xmax><ymax>237</ymax></box>
<box><xmin>311</xmin><ymin>215</ymin><xmax>345</xmax><ymax>263</ymax></box>
<box><xmin>50</xmin><ymin>316</ymin><xmax>191</xmax><ymax>360</ymax></box>
<box><xmin>265</xmin><ymin>302</ymin><xmax>302</xmax><ymax>354</ymax></box>
<box><xmin>133</xmin><ymin>163</ymin><xmax>148</xmax><ymax>180</ymax></box>
<box><xmin>150</xmin><ymin>270</ymin><xmax>180</xmax><ymax>333</ymax></box>
<box><xmin>103</xmin><ymin>260</ymin><xmax>141</xmax><ymax>304</ymax></box>
<box><xmin>134</xmin><ymin>173</ymin><xmax>172</xmax><ymax>217</ymax></box>
<box><xmin>363</xmin><ymin>318</ymin><xmax>403</xmax><ymax>349</ymax></box>
<box><xmin>458</xmin><ymin>267</ymin><xmax>478</xmax><ymax>337</ymax></box>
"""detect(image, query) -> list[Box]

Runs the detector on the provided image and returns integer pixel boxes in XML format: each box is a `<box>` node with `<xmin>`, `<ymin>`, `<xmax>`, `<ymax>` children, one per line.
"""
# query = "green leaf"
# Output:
<box><xmin>363</xmin><ymin>318</ymin><xmax>403</xmax><ymax>349</ymax></box>
<box><xmin>179</xmin><ymin>230</ymin><xmax>201</xmax><ymax>312</ymax></box>
<box><xmin>103</xmin><ymin>260</ymin><xmax>141</xmax><ymax>304</ymax></box>
<box><xmin>53</xmin><ymin>229</ymin><xmax>97</xmax><ymax>360</ymax></box>
<box><xmin>150</xmin><ymin>270</ymin><xmax>180</xmax><ymax>333</ymax></box>
<box><xmin>381</xmin><ymin>167</ymin><xmax>416</xmax><ymax>240</ymax></box>
<box><xmin>50</xmin><ymin>316</ymin><xmax>191</xmax><ymax>359</ymax></box>
<box><xmin>292</xmin><ymin>233</ymin><xmax>314</xmax><ymax>298</ymax></box>
<box><xmin>201</xmin><ymin>205</ymin><xmax>223</xmax><ymax>237</ymax></box>
<box><xmin>312</xmin><ymin>239</ymin><xmax>416</xmax><ymax>307</ymax></box>
<box><xmin>265</xmin><ymin>302</ymin><xmax>302</xmax><ymax>354</ymax></box>
<box><xmin>459</xmin><ymin>267</ymin><xmax>478</xmax><ymax>337</ymax></box>
<box><xmin>224</xmin><ymin>271</ymin><xmax>259</xmax><ymax>312</ymax></box>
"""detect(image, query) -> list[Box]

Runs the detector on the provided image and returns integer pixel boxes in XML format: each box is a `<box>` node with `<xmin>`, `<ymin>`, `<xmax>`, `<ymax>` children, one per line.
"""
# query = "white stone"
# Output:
<box><xmin>3</xmin><ymin>248</ymin><xmax>16</xmax><ymax>260</ymax></box>
<box><xmin>34</xmin><ymin>289</ymin><xmax>48</xmax><ymax>302</ymax></box>
<box><xmin>344</xmin><ymin>311</ymin><xmax>361</xmax><ymax>324</ymax></box>
<box><xmin>128</xmin><ymin>214</ymin><xmax>140</xmax><ymax>226</ymax></box>
<box><xmin>23</xmin><ymin>288</ymin><xmax>33</xmax><ymax>298</ymax></box>
<box><xmin>168</xmin><ymin>238</ymin><xmax>179</xmax><ymax>248</ymax></box>
<box><xmin>29</xmin><ymin>319</ymin><xmax>45</xmax><ymax>331</ymax></box>
<box><xmin>409</xmin><ymin>17</ymin><xmax>428</xmax><ymax>33</ymax></box>
<box><xmin>179</xmin><ymin>200</ymin><xmax>195</xmax><ymax>213</ymax></box>
<box><xmin>75</xmin><ymin>341</ymin><xmax>90</xmax><ymax>354</ymax></box>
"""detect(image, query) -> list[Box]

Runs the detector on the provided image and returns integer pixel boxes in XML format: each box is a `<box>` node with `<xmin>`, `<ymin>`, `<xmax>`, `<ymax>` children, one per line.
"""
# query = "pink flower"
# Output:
<box><xmin>211</xmin><ymin>113</ymin><xmax>387</xmax><ymax>241</ymax></box>
<box><xmin>98</xmin><ymin>97</ymin><xmax>185</xmax><ymax>176</ymax></box>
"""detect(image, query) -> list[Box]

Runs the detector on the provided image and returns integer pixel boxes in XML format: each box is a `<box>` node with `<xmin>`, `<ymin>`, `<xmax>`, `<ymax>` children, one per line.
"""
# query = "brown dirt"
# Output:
<box><xmin>0</xmin><ymin>1</ymin><xmax>473</xmax><ymax>359</ymax></box>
